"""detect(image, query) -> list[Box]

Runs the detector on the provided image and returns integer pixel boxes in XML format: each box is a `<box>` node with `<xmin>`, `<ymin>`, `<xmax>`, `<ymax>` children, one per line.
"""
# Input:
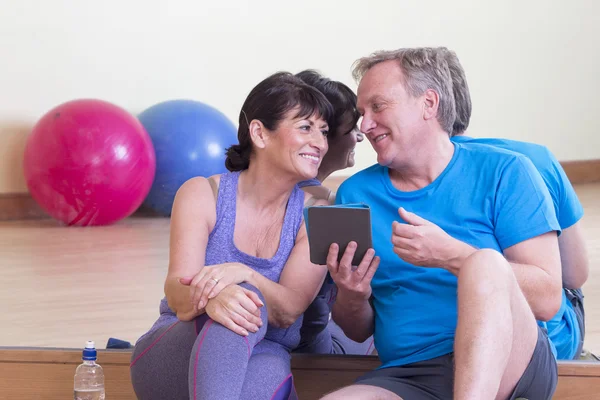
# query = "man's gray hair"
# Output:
<box><xmin>436</xmin><ymin>48</ymin><xmax>472</xmax><ymax>136</ymax></box>
<box><xmin>352</xmin><ymin>47</ymin><xmax>456</xmax><ymax>135</ymax></box>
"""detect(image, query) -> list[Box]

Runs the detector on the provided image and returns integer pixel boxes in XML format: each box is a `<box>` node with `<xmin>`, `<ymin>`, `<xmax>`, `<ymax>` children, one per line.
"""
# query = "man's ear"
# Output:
<box><xmin>423</xmin><ymin>89</ymin><xmax>440</xmax><ymax>121</ymax></box>
<box><xmin>249</xmin><ymin>120</ymin><xmax>268</xmax><ymax>149</ymax></box>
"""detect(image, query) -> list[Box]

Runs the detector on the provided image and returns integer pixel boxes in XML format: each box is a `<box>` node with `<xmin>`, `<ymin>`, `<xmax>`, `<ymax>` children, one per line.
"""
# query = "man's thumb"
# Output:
<box><xmin>398</xmin><ymin>207</ymin><xmax>428</xmax><ymax>226</ymax></box>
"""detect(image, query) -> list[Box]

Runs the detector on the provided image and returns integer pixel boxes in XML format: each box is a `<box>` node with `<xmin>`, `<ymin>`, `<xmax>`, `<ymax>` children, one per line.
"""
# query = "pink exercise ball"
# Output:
<box><xmin>23</xmin><ymin>99</ymin><xmax>156</xmax><ymax>226</ymax></box>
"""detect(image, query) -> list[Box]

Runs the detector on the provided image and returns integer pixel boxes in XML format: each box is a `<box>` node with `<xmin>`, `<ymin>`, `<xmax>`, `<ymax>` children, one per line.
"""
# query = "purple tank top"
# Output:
<box><xmin>205</xmin><ymin>171</ymin><xmax>304</xmax><ymax>282</ymax></box>
<box><xmin>143</xmin><ymin>171</ymin><xmax>305</xmax><ymax>346</ymax></box>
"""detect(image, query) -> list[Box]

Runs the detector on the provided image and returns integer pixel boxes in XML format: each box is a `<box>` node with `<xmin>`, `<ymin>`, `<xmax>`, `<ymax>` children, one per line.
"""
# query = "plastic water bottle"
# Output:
<box><xmin>74</xmin><ymin>341</ymin><xmax>106</xmax><ymax>400</ymax></box>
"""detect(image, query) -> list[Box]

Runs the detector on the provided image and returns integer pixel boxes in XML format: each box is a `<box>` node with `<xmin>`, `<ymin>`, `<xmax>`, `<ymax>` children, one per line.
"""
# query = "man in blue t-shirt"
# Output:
<box><xmin>440</xmin><ymin>47</ymin><xmax>588</xmax><ymax>361</ymax></box>
<box><xmin>321</xmin><ymin>48</ymin><xmax>562</xmax><ymax>400</ymax></box>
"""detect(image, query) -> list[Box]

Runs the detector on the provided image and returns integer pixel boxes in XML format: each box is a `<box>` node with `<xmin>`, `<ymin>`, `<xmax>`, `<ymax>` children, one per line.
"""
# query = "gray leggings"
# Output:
<box><xmin>130</xmin><ymin>284</ymin><xmax>298</xmax><ymax>400</ymax></box>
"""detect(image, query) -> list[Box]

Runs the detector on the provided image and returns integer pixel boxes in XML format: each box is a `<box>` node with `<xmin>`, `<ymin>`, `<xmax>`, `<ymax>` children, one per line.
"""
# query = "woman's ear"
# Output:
<box><xmin>249</xmin><ymin>120</ymin><xmax>268</xmax><ymax>149</ymax></box>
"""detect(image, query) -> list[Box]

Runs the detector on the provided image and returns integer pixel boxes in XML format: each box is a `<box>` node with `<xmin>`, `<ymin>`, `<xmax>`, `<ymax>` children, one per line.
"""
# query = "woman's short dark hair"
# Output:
<box><xmin>295</xmin><ymin>70</ymin><xmax>360</xmax><ymax>137</ymax></box>
<box><xmin>225</xmin><ymin>72</ymin><xmax>334</xmax><ymax>172</ymax></box>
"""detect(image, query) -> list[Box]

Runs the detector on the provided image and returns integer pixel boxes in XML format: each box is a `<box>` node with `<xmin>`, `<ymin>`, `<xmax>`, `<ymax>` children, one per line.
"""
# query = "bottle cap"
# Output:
<box><xmin>82</xmin><ymin>340</ymin><xmax>97</xmax><ymax>361</ymax></box>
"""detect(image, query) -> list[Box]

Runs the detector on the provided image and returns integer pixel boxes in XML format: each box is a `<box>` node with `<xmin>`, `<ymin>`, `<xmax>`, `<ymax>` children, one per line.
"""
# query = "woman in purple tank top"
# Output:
<box><xmin>130</xmin><ymin>72</ymin><xmax>334</xmax><ymax>400</ymax></box>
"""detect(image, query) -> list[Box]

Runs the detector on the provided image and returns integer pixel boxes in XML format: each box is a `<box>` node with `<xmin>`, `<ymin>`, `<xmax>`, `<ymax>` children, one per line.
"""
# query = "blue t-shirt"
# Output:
<box><xmin>452</xmin><ymin>136</ymin><xmax>583</xmax><ymax>229</ymax></box>
<box><xmin>336</xmin><ymin>142</ymin><xmax>560</xmax><ymax>368</ymax></box>
<box><xmin>452</xmin><ymin>135</ymin><xmax>584</xmax><ymax>360</ymax></box>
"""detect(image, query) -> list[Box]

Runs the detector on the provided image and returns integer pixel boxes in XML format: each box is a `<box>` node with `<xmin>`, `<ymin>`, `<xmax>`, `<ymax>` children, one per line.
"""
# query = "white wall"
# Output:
<box><xmin>0</xmin><ymin>0</ymin><xmax>598</xmax><ymax>191</ymax></box>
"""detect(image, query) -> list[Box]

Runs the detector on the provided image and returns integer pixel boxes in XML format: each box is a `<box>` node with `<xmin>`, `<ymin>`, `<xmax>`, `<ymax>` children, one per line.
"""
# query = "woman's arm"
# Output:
<box><xmin>183</xmin><ymin>218</ymin><xmax>327</xmax><ymax>329</ymax></box>
<box><xmin>167</xmin><ymin>176</ymin><xmax>264</xmax><ymax>335</ymax></box>
<box><xmin>164</xmin><ymin>177</ymin><xmax>216</xmax><ymax>321</ymax></box>
<box><xmin>246</xmin><ymin>222</ymin><xmax>328</xmax><ymax>328</ymax></box>
<box><xmin>184</xmin><ymin>194</ymin><xmax>328</xmax><ymax>328</ymax></box>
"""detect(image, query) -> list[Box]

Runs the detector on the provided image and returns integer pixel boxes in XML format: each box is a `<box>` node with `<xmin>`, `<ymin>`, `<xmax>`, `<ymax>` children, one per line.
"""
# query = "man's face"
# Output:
<box><xmin>356</xmin><ymin>60</ymin><xmax>426</xmax><ymax>168</ymax></box>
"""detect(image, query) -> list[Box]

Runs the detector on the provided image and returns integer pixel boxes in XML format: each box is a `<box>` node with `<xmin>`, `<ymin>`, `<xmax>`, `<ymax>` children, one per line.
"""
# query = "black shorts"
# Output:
<box><xmin>355</xmin><ymin>326</ymin><xmax>557</xmax><ymax>400</ymax></box>
<box><xmin>564</xmin><ymin>288</ymin><xmax>585</xmax><ymax>358</ymax></box>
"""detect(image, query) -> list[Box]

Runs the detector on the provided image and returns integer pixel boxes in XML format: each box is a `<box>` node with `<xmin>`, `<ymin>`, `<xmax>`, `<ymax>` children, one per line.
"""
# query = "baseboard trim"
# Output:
<box><xmin>561</xmin><ymin>159</ymin><xmax>600</xmax><ymax>184</ymax></box>
<box><xmin>0</xmin><ymin>193</ymin><xmax>49</xmax><ymax>221</ymax></box>
<box><xmin>0</xmin><ymin>194</ymin><xmax>163</xmax><ymax>222</ymax></box>
<box><xmin>0</xmin><ymin>347</ymin><xmax>598</xmax><ymax>400</ymax></box>
<box><xmin>323</xmin><ymin>159</ymin><xmax>600</xmax><ymax>190</ymax></box>
<box><xmin>1</xmin><ymin>159</ymin><xmax>598</xmax><ymax>222</ymax></box>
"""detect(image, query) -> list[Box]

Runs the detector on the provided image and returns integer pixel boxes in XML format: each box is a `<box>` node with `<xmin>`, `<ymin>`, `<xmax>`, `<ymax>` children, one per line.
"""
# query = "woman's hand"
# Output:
<box><xmin>179</xmin><ymin>262</ymin><xmax>254</xmax><ymax>310</ymax></box>
<box><xmin>205</xmin><ymin>285</ymin><xmax>265</xmax><ymax>336</ymax></box>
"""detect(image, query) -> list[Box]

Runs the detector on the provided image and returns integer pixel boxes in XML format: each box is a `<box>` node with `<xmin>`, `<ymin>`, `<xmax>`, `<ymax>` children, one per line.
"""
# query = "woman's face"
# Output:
<box><xmin>264</xmin><ymin>109</ymin><xmax>330</xmax><ymax>181</ymax></box>
<box><xmin>324</xmin><ymin>116</ymin><xmax>365</xmax><ymax>170</ymax></box>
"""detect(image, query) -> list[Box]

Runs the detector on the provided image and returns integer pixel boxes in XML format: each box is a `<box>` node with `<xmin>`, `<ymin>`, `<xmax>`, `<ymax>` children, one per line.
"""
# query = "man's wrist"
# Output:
<box><xmin>335</xmin><ymin>289</ymin><xmax>371</xmax><ymax>311</ymax></box>
<box><xmin>444</xmin><ymin>240</ymin><xmax>477</xmax><ymax>275</ymax></box>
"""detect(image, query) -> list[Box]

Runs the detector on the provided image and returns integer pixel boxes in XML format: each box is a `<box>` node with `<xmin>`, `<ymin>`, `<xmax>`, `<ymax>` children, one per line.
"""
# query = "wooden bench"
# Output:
<box><xmin>1</xmin><ymin>347</ymin><xmax>598</xmax><ymax>399</ymax></box>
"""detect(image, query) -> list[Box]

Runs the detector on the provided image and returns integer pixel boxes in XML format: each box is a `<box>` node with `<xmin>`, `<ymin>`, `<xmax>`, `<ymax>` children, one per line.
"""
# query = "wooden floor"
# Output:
<box><xmin>1</xmin><ymin>183</ymin><xmax>599</xmax><ymax>356</ymax></box>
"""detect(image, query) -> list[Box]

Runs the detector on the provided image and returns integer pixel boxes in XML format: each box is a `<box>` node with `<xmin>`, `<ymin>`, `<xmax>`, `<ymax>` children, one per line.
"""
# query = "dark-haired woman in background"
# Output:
<box><xmin>295</xmin><ymin>70</ymin><xmax>365</xmax><ymax>204</ymax></box>
<box><xmin>292</xmin><ymin>70</ymin><xmax>374</xmax><ymax>357</ymax></box>
<box><xmin>130</xmin><ymin>72</ymin><xmax>380</xmax><ymax>400</ymax></box>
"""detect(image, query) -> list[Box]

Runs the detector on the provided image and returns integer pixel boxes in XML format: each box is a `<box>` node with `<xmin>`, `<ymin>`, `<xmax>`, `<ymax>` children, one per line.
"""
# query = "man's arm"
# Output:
<box><xmin>493</xmin><ymin>156</ymin><xmax>563</xmax><ymax>320</ymax></box>
<box><xmin>558</xmin><ymin>222</ymin><xmax>589</xmax><ymax>289</ymax></box>
<box><xmin>327</xmin><ymin>242</ymin><xmax>380</xmax><ymax>343</ymax></box>
<box><xmin>503</xmin><ymin>232</ymin><xmax>562</xmax><ymax>321</ymax></box>
<box><xmin>331</xmin><ymin>292</ymin><xmax>375</xmax><ymax>343</ymax></box>
<box><xmin>444</xmin><ymin>233</ymin><xmax>562</xmax><ymax>321</ymax></box>
<box><xmin>394</xmin><ymin>209</ymin><xmax>562</xmax><ymax>321</ymax></box>
<box><xmin>546</xmin><ymin>149</ymin><xmax>588</xmax><ymax>289</ymax></box>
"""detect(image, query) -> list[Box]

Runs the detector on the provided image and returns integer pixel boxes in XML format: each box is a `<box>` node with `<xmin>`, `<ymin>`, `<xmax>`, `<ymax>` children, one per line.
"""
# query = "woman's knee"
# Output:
<box><xmin>239</xmin><ymin>282</ymin><xmax>269</xmax><ymax>323</ymax></box>
<box><xmin>239</xmin><ymin>282</ymin><xmax>266</xmax><ymax>303</ymax></box>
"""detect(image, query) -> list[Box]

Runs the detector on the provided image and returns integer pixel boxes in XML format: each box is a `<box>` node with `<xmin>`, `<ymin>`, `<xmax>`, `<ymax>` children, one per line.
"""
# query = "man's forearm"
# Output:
<box><xmin>442</xmin><ymin>239</ymin><xmax>561</xmax><ymax>320</ymax></box>
<box><xmin>331</xmin><ymin>292</ymin><xmax>375</xmax><ymax>343</ymax></box>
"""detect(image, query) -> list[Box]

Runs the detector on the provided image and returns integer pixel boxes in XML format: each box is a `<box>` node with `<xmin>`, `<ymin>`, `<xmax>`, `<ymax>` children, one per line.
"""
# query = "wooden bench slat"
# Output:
<box><xmin>1</xmin><ymin>348</ymin><xmax>599</xmax><ymax>399</ymax></box>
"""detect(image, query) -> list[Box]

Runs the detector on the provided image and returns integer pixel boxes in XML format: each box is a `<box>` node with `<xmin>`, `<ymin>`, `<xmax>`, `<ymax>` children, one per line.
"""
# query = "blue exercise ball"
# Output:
<box><xmin>138</xmin><ymin>99</ymin><xmax>237</xmax><ymax>216</ymax></box>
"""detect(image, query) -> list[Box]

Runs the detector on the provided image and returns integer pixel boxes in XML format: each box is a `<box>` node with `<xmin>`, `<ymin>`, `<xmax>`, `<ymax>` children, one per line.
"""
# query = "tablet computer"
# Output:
<box><xmin>303</xmin><ymin>203</ymin><xmax>373</xmax><ymax>266</ymax></box>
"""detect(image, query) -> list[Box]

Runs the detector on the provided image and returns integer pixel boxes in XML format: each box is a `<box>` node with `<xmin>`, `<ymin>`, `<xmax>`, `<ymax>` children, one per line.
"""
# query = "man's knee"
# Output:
<box><xmin>463</xmin><ymin>249</ymin><xmax>509</xmax><ymax>273</ymax></box>
<box><xmin>320</xmin><ymin>387</ymin><xmax>343</xmax><ymax>399</ymax></box>
<box><xmin>320</xmin><ymin>385</ymin><xmax>402</xmax><ymax>400</ymax></box>
<box><xmin>459</xmin><ymin>249</ymin><xmax>515</xmax><ymax>295</ymax></box>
